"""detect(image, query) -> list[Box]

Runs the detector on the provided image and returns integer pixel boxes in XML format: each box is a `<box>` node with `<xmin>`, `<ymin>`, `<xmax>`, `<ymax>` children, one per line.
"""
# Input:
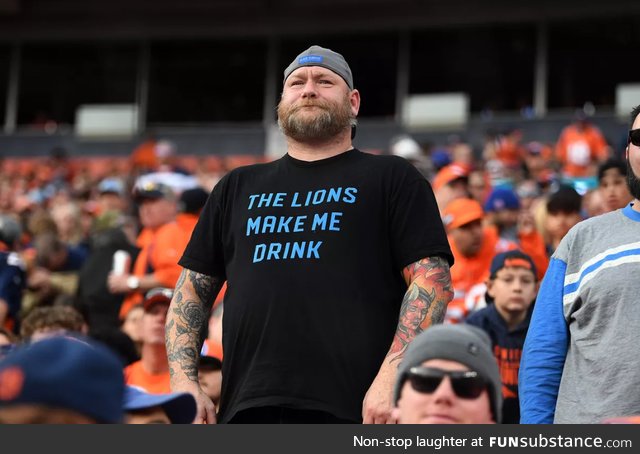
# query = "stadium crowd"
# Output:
<box><xmin>0</xmin><ymin>45</ymin><xmax>639</xmax><ymax>424</ymax></box>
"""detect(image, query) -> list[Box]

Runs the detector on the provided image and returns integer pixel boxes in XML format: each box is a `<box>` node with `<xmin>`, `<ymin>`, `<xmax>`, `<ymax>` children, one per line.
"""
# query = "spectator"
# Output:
<box><xmin>25</xmin><ymin>208</ymin><xmax>57</xmax><ymax>240</ymax></box>
<box><xmin>484</xmin><ymin>188</ymin><xmax>548</xmax><ymax>279</ymax></box>
<box><xmin>543</xmin><ymin>186</ymin><xmax>583</xmax><ymax>254</ymax></box>
<box><xmin>20</xmin><ymin>305</ymin><xmax>86</xmax><ymax>343</ymax></box>
<box><xmin>34</xmin><ymin>232</ymin><xmax>87</xmax><ymax>273</ymax></box>
<box><xmin>522</xmin><ymin>141</ymin><xmax>554</xmax><ymax>183</ymax></box>
<box><xmin>484</xmin><ymin>188</ymin><xmax>521</xmax><ymax>242</ymax></box>
<box><xmin>109</xmin><ymin>183</ymin><xmax>182</xmax><ymax>319</ymax></box>
<box><xmin>432</xmin><ymin>164</ymin><xmax>470</xmax><ymax>213</ymax></box>
<box><xmin>50</xmin><ymin>201</ymin><xmax>86</xmax><ymax>249</ymax></box>
<box><xmin>582</xmin><ymin>189</ymin><xmax>606</xmax><ymax>218</ymax></box>
<box><xmin>443</xmin><ymin>198</ymin><xmax>498</xmax><ymax>323</ymax></box>
<box><xmin>130</xmin><ymin>133</ymin><xmax>158</xmax><ymax>175</ymax></box>
<box><xmin>392</xmin><ymin>324</ymin><xmax>501</xmax><ymax>424</ymax></box>
<box><xmin>0</xmin><ymin>215</ymin><xmax>27</xmax><ymax>333</ymax></box>
<box><xmin>597</xmin><ymin>158</ymin><xmax>633</xmax><ymax>213</ymax></box>
<box><xmin>430</xmin><ymin>149</ymin><xmax>452</xmax><ymax>172</ymax></box>
<box><xmin>124</xmin><ymin>288</ymin><xmax>172</xmax><ymax>394</ymax></box>
<box><xmin>0</xmin><ymin>336</ymin><xmax>124</xmax><ymax>423</ymax></box>
<box><xmin>556</xmin><ymin>111</ymin><xmax>609</xmax><ymax>178</ymax></box>
<box><xmin>516</xmin><ymin>179</ymin><xmax>542</xmax><ymax>212</ymax></box>
<box><xmin>467</xmin><ymin>169</ymin><xmax>489</xmax><ymax>206</ymax></box>
<box><xmin>451</xmin><ymin>142</ymin><xmax>474</xmax><ymax>169</ymax></box>
<box><xmin>520</xmin><ymin>105</ymin><xmax>640</xmax><ymax>424</ymax></box>
<box><xmin>76</xmin><ymin>215</ymin><xmax>139</xmax><ymax>331</ymax></box>
<box><xmin>120</xmin><ymin>304</ymin><xmax>144</xmax><ymax>352</ymax></box>
<box><xmin>96</xmin><ymin>178</ymin><xmax>128</xmax><ymax>215</ymax></box>
<box><xmin>491</xmin><ymin>128</ymin><xmax>525</xmax><ymax>170</ymax></box>
<box><xmin>466</xmin><ymin>250</ymin><xmax>539</xmax><ymax>424</ymax></box>
<box><xmin>22</xmin><ymin>232</ymin><xmax>86</xmax><ymax>314</ymax></box>
<box><xmin>443</xmin><ymin>198</ymin><xmax>542</xmax><ymax>323</ymax></box>
<box><xmin>167</xmin><ymin>45</ymin><xmax>453</xmax><ymax>424</ymax></box>
<box><xmin>123</xmin><ymin>385</ymin><xmax>196</xmax><ymax>424</ymax></box>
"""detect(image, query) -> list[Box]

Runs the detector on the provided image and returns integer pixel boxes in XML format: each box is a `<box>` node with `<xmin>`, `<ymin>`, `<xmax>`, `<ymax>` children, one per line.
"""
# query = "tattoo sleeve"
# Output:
<box><xmin>165</xmin><ymin>268</ymin><xmax>225</xmax><ymax>384</ymax></box>
<box><xmin>387</xmin><ymin>256</ymin><xmax>453</xmax><ymax>364</ymax></box>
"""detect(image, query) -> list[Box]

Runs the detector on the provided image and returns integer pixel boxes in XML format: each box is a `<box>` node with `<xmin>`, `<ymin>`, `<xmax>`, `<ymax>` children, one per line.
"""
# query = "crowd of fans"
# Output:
<box><xmin>0</xmin><ymin>111</ymin><xmax>634</xmax><ymax>423</ymax></box>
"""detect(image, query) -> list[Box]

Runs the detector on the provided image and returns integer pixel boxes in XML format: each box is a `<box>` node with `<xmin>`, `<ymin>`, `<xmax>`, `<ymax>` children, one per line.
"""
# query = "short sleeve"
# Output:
<box><xmin>388</xmin><ymin>169</ymin><xmax>453</xmax><ymax>270</ymax></box>
<box><xmin>178</xmin><ymin>179</ymin><xmax>227</xmax><ymax>280</ymax></box>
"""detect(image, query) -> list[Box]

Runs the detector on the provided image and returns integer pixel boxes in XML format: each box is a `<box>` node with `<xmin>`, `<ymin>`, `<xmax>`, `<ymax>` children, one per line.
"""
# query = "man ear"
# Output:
<box><xmin>485</xmin><ymin>279</ymin><xmax>496</xmax><ymax>299</ymax></box>
<box><xmin>349</xmin><ymin>89</ymin><xmax>361</xmax><ymax>117</ymax></box>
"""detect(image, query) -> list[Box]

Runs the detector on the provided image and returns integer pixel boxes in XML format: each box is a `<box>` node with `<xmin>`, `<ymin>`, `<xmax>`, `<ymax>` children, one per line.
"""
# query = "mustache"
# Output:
<box><xmin>290</xmin><ymin>100</ymin><xmax>330</xmax><ymax>111</ymax></box>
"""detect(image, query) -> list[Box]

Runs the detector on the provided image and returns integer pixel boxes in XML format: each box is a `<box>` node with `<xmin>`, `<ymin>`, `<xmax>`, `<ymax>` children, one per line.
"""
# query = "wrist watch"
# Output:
<box><xmin>126</xmin><ymin>276</ymin><xmax>140</xmax><ymax>290</ymax></box>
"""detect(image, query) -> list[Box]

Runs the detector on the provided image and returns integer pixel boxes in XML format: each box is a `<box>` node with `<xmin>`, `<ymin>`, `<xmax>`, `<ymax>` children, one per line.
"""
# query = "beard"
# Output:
<box><xmin>277</xmin><ymin>94</ymin><xmax>354</xmax><ymax>142</ymax></box>
<box><xmin>626</xmin><ymin>157</ymin><xmax>640</xmax><ymax>200</ymax></box>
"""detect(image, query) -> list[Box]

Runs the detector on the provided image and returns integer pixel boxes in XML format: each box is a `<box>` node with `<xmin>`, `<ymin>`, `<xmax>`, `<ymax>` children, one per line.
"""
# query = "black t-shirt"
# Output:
<box><xmin>77</xmin><ymin>228</ymin><xmax>140</xmax><ymax>330</ymax></box>
<box><xmin>179</xmin><ymin>149</ymin><xmax>453</xmax><ymax>423</ymax></box>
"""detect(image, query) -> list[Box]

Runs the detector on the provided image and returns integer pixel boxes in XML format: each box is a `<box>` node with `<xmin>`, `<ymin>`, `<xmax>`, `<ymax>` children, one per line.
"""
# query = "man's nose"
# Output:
<box><xmin>432</xmin><ymin>376</ymin><xmax>457</xmax><ymax>402</ymax></box>
<box><xmin>301</xmin><ymin>79</ymin><xmax>318</xmax><ymax>98</ymax></box>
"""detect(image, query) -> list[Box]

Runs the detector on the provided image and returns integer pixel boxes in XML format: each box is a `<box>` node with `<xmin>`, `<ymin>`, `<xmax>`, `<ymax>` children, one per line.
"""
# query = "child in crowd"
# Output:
<box><xmin>597</xmin><ymin>158</ymin><xmax>633</xmax><ymax>213</ymax></box>
<box><xmin>543</xmin><ymin>186</ymin><xmax>582</xmax><ymax>254</ymax></box>
<box><xmin>466</xmin><ymin>250</ymin><xmax>539</xmax><ymax>424</ymax></box>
